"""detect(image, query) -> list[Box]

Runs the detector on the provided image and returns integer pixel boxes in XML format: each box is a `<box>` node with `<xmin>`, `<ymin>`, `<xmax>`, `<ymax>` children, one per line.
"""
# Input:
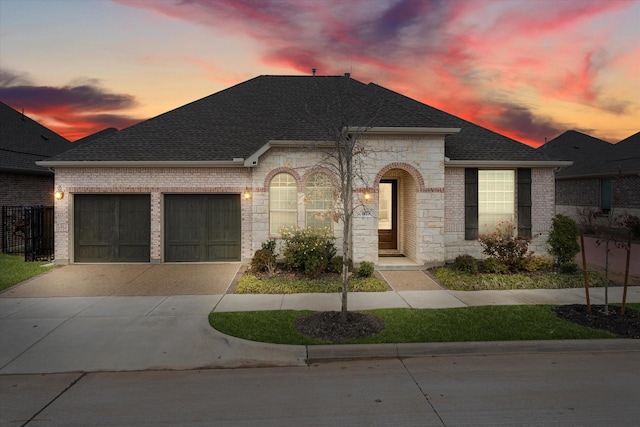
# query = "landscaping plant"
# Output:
<box><xmin>478</xmin><ymin>221</ymin><xmax>531</xmax><ymax>271</ymax></box>
<box><xmin>280</xmin><ymin>227</ymin><xmax>336</xmax><ymax>277</ymax></box>
<box><xmin>547</xmin><ymin>214</ymin><xmax>580</xmax><ymax>267</ymax></box>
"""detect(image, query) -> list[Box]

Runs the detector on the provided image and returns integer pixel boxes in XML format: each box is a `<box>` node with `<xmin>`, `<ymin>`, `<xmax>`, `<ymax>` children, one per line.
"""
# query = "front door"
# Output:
<box><xmin>378</xmin><ymin>180</ymin><xmax>397</xmax><ymax>250</ymax></box>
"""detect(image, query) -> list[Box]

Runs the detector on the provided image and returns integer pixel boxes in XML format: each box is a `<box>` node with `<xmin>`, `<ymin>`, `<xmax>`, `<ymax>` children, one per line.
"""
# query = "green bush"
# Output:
<box><xmin>521</xmin><ymin>255</ymin><xmax>554</xmax><ymax>272</ymax></box>
<box><xmin>547</xmin><ymin>214</ymin><xmax>580</xmax><ymax>265</ymax></box>
<box><xmin>559</xmin><ymin>262</ymin><xmax>579</xmax><ymax>275</ymax></box>
<box><xmin>250</xmin><ymin>248</ymin><xmax>277</xmax><ymax>274</ymax></box>
<box><xmin>481</xmin><ymin>257</ymin><xmax>508</xmax><ymax>274</ymax></box>
<box><xmin>625</xmin><ymin>215</ymin><xmax>640</xmax><ymax>238</ymax></box>
<box><xmin>357</xmin><ymin>261</ymin><xmax>375</xmax><ymax>278</ymax></box>
<box><xmin>329</xmin><ymin>256</ymin><xmax>352</xmax><ymax>273</ymax></box>
<box><xmin>453</xmin><ymin>254</ymin><xmax>478</xmax><ymax>274</ymax></box>
<box><xmin>478</xmin><ymin>221</ymin><xmax>531</xmax><ymax>271</ymax></box>
<box><xmin>280</xmin><ymin>227</ymin><xmax>336</xmax><ymax>277</ymax></box>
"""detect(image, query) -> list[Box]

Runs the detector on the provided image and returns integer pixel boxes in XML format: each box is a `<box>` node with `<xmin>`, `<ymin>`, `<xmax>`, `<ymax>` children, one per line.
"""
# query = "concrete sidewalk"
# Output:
<box><xmin>2</xmin><ymin>286</ymin><xmax>639</xmax><ymax>374</ymax></box>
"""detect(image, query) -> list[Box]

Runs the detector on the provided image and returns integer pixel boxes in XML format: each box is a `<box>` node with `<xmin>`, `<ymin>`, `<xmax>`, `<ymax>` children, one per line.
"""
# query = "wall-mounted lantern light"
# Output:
<box><xmin>243</xmin><ymin>189</ymin><xmax>252</xmax><ymax>200</ymax></box>
<box><xmin>363</xmin><ymin>192</ymin><xmax>371</xmax><ymax>202</ymax></box>
<box><xmin>54</xmin><ymin>186</ymin><xmax>64</xmax><ymax>200</ymax></box>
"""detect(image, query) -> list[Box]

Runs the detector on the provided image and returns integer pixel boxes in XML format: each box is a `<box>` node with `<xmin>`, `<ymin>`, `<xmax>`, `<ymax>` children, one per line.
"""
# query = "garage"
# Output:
<box><xmin>164</xmin><ymin>194</ymin><xmax>241</xmax><ymax>262</ymax></box>
<box><xmin>74</xmin><ymin>194</ymin><xmax>151</xmax><ymax>262</ymax></box>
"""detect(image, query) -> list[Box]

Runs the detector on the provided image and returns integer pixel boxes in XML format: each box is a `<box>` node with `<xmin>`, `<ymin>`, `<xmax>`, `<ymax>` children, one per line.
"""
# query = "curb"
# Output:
<box><xmin>305</xmin><ymin>339</ymin><xmax>640</xmax><ymax>363</ymax></box>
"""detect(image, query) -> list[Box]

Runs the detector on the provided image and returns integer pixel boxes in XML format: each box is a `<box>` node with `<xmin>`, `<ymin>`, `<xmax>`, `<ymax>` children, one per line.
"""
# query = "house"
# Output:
<box><xmin>538</xmin><ymin>130</ymin><xmax>640</xmax><ymax>228</ymax></box>
<box><xmin>1</xmin><ymin>101</ymin><xmax>75</xmax><ymax>253</ymax></box>
<box><xmin>38</xmin><ymin>75</ymin><xmax>569</xmax><ymax>265</ymax></box>
<box><xmin>0</xmin><ymin>101</ymin><xmax>73</xmax><ymax>206</ymax></box>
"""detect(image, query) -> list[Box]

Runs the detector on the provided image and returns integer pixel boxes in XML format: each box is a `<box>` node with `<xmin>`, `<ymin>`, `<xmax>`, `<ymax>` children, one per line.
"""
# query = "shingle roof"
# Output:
<box><xmin>0</xmin><ymin>101</ymin><xmax>73</xmax><ymax>174</ymax></box>
<box><xmin>43</xmin><ymin>75</ymin><xmax>553</xmax><ymax>164</ymax></box>
<box><xmin>538</xmin><ymin>131</ymin><xmax>640</xmax><ymax>179</ymax></box>
<box><xmin>537</xmin><ymin>130</ymin><xmax>611</xmax><ymax>161</ymax></box>
<box><xmin>73</xmin><ymin>127</ymin><xmax>118</xmax><ymax>147</ymax></box>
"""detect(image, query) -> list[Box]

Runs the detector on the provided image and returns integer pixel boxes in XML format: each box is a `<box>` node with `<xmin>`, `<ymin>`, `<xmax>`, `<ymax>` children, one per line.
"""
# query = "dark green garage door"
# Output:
<box><xmin>74</xmin><ymin>195</ymin><xmax>150</xmax><ymax>262</ymax></box>
<box><xmin>165</xmin><ymin>194</ymin><xmax>241</xmax><ymax>262</ymax></box>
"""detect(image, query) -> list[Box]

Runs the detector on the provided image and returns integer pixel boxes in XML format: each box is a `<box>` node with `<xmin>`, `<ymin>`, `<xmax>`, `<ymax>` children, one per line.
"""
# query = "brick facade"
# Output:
<box><xmin>443</xmin><ymin>167</ymin><xmax>555</xmax><ymax>261</ymax></box>
<box><xmin>556</xmin><ymin>175</ymin><xmax>640</xmax><ymax>225</ymax></box>
<box><xmin>52</xmin><ymin>135</ymin><xmax>557</xmax><ymax>266</ymax></box>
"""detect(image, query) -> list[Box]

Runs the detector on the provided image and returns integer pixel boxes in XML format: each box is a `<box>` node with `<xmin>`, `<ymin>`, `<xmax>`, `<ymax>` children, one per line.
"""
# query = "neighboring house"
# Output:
<box><xmin>1</xmin><ymin>101</ymin><xmax>74</xmax><ymax>251</ymax></box>
<box><xmin>39</xmin><ymin>75</ymin><xmax>569</xmax><ymax>265</ymax></box>
<box><xmin>72</xmin><ymin>127</ymin><xmax>118</xmax><ymax>147</ymax></box>
<box><xmin>539</xmin><ymin>130</ymin><xmax>640</xmax><ymax>227</ymax></box>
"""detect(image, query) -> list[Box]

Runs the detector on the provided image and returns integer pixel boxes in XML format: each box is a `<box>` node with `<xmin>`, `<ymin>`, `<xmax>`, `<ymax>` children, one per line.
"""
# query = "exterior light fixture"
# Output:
<box><xmin>54</xmin><ymin>186</ymin><xmax>64</xmax><ymax>200</ymax></box>
<box><xmin>243</xmin><ymin>189</ymin><xmax>251</xmax><ymax>200</ymax></box>
<box><xmin>363</xmin><ymin>192</ymin><xmax>371</xmax><ymax>202</ymax></box>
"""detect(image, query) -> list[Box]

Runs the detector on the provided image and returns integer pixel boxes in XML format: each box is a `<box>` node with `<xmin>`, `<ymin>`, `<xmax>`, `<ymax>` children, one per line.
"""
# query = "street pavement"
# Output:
<box><xmin>2</xmin><ymin>352</ymin><xmax>639</xmax><ymax>426</ymax></box>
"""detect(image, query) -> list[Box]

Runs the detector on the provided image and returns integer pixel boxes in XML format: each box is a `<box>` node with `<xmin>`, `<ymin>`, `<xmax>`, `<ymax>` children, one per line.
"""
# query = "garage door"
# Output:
<box><xmin>164</xmin><ymin>194</ymin><xmax>241</xmax><ymax>262</ymax></box>
<box><xmin>74</xmin><ymin>195</ymin><xmax>151</xmax><ymax>262</ymax></box>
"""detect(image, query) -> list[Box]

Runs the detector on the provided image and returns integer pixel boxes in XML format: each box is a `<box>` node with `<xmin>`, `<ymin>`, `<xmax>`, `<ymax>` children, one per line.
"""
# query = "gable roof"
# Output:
<box><xmin>0</xmin><ymin>101</ymin><xmax>73</xmax><ymax>174</ymax></box>
<box><xmin>550</xmin><ymin>130</ymin><xmax>640</xmax><ymax>179</ymax></box>
<box><xmin>537</xmin><ymin>130</ymin><xmax>611</xmax><ymax>161</ymax></box>
<box><xmin>40</xmin><ymin>75</ymin><xmax>558</xmax><ymax>166</ymax></box>
<box><xmin>537</xmin><ymin>130</ymin><xmax>613</xmax><ymax>178</ymax></box>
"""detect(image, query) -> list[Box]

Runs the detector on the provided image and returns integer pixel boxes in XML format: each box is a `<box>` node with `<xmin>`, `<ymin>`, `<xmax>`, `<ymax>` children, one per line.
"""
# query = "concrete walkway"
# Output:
<box><xmin>2</xmin><ymin>284</ymin><xmax>639</xmax><ymax>374</ymax></box>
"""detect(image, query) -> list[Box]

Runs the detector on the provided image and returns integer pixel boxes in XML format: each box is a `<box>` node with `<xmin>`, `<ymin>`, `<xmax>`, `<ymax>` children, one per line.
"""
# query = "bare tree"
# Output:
<box><xmin>303</xmin><ymin>76</ymin><xmax>384</xmax><ymax>323</ymax></box>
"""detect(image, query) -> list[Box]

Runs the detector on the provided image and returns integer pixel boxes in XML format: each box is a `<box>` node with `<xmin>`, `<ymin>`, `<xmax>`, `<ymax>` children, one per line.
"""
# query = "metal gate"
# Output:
<box><xmin>1</xmin><ymin>206</ymin><xmax>54</xmax><ymax>261</ymax></box>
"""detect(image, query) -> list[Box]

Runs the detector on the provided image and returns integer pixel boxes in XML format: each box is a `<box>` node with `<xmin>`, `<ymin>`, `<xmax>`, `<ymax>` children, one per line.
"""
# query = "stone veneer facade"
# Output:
<box><xmin>52</xmin><ymin>133</ymin><xmax>555</xmax><ymax>265</ymax></box>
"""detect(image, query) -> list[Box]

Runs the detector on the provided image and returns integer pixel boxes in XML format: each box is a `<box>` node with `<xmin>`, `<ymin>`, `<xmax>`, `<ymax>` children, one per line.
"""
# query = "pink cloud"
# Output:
<box><xmin>70</xmin><ymin>1</ymin><xmax>640</xmax><ymax>143</ymax></box>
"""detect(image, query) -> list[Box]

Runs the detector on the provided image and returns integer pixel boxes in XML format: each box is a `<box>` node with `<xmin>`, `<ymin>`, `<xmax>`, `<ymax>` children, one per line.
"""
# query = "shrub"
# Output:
<box><xmin>329</xmin><ymin>256</ymin><xmax>352</xmax><ymax>274</ymax></box>
<box><xmin>250</xmin><ymin>248</ymin><xmax>277</xmax><ymax>274</ymax></box>
<box><xmin>621</xmin><ymin>215</ymin><xmax>640</xmax><ymax>239</ymax></box>
<box><xmin>356</xmin><ymin>261</ymin><xmax>375</xmax><ymax>278</ymax></box>
<box><xmin>478</xmin><ymin>221</ymin><xmax>531</xmax><ymax>271</ymax></box>
<box><xmin>280</xmin><ymin>227</ymin><xmax>336</xmax><ymax>277</ymax></box>
<box><xmin>453</xmin><ymin>254</ymin><xmax>478</xmax><ymax>274</ymax></box>
<box><xmin>547</xmin><ymin>214</ymin><xmax>580</xmax><ymax>266</ymax></box>
<box><xmin>481</xmin><ymin>257</ymin><xmax>508</xmax><ymax>274</ymax></box>
<box><xmin>559</xmin><ymin>262</ymin><xmax>579</xmax><ymax>275</ymax></box>
<box><xmin>261</xmin><ymin>238</ymin><xmax>277</xmax><ymax>253</ymax></box>
<box><xmin>521</xmin><ymin>255</ymin><xmax>554</xmax><ymax>272</ymax></box>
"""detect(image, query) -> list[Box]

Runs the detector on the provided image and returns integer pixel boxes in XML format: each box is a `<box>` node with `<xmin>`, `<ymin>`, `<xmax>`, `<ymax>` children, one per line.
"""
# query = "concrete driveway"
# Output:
<box><xmin>0</xmin><ymin>263</ymin><xmax>242</xmax><ymax>297</ymax></box>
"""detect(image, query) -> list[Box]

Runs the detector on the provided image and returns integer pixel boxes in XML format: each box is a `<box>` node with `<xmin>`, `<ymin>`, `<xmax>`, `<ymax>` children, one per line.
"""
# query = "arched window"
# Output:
<box><xmin>269</xmin><ymin>173</ymin><xmax>297</xmax><ymax>234</ymax></box>
<box><xmin>305</xmin><ymin>172</ymin><xmax>333</xmax><ymax>230</ymax></box>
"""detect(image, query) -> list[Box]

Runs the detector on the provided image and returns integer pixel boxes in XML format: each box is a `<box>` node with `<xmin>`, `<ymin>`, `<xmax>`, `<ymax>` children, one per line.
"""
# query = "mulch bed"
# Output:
<box><xmin>295</xmin><ymin>311</ymin><xmax>385</xmax><ymax>343</ymax></box>
<box><xmin>553</xmin><ymin>304</ymin><xmax>640</xmax><ymax>339</ymax></box>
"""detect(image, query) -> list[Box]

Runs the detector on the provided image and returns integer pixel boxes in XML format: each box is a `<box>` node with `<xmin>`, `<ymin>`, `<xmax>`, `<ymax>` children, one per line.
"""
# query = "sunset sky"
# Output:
<box><xmin>1</xmin><ymin>0</ymin><xmax>638</xmax><ymax>146</ymax></box>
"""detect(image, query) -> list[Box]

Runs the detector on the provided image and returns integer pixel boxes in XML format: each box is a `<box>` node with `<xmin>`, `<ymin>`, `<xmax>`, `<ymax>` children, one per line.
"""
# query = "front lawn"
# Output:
<box><xmin>208</xmin><ymin>304</ymin><xmax>640</xmax><ymax>345</ymax></box>
<box><xmin>0</xmin><ymin>254</ymin><xmax>55</xmax><ymax>292</ymax></box>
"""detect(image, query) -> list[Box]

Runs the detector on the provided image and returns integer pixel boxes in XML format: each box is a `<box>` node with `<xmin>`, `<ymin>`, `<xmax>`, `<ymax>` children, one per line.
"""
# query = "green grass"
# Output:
<box><xmin>433</xmin><ymin>267</ymin><xmax>606</xmax><ymax>291</ymax></box>
<box><xmin>0</xmin><ymin>254</ymin><xmax>55</xmax><ymax>292</ymax></box>
<box><xmin>209</xmin><ymin>304</ymin><xmax>640</xmax><ymax>345</ymax></box>
<box><xmin>235</xmin><ymin>273</ymin><xmax>387</xmax><ymax>294</ymax></box>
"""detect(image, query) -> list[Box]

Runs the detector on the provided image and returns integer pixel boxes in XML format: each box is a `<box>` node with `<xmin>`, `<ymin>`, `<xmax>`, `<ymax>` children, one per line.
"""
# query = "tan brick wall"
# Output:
<box><xmin>54</xmin><ymin>167</ymin><xmax>252</xmax><ymax>263</ymax></box>
<box><xmin>444</xmin><ymin>167</ymin><xmax>555</xmax><ymax>261</ymax></box>
<box><xmin>52</xmin><ymin>136</ymin><xmax>557</xmax><ymax>266</ymax></box>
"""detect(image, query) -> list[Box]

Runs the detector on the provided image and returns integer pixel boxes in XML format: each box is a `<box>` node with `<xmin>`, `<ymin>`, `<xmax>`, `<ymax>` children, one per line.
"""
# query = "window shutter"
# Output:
<box><xmin>517</xmin><ymin>168</ymin><xmax>532</xmax><ymax>238</ymax></box>
<box><xmin>465</xmin><ymin>168</ymin><xmax>478</xmax><ymax>240</ymax></box>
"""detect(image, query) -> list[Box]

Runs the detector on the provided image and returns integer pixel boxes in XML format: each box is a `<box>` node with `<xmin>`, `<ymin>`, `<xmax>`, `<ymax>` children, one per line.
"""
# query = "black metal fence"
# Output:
<box><xmin>1</xmin><ymin>206</ymin><xmax>54</xmax><ymax>261</ymax></box>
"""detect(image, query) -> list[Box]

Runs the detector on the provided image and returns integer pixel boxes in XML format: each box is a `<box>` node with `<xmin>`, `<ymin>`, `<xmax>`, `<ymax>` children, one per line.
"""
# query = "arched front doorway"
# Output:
<box><xmin>377</xmin><ymin>167</ymin><xmax>419</xmax><ymax>261</ymax></box>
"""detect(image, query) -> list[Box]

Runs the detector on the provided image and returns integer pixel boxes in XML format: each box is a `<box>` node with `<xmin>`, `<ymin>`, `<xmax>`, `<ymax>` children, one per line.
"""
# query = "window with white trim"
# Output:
<box><xmin>305</xmin><ymin>172</ymin><xmax>333</xmax><ymax>230</ymax></box>
<box><xmin>269</xmin><ymin>173</ymin><xmax>297</xmax><ymax>234</ymax></box>
<box><xmin>478</xmin><ymin>170</ymin><xmax>515</xmax><ymax>233</ymax></box>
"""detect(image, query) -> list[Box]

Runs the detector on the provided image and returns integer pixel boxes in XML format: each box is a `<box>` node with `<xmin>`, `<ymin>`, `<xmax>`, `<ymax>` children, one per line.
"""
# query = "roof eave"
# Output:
<box><xmin>36</xmin><ymin>160</ymin><xmax>246</xmax><ymax>168</ymax></box>
<box><xmin>445</xmin><ymin>160</ymin><xmax>574</xmax><ymax>168</ymax></box>
<box><xmin>349</xmin><ymin>126</ymin><xmax>461</xmax><ymax>135</ymax></box>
